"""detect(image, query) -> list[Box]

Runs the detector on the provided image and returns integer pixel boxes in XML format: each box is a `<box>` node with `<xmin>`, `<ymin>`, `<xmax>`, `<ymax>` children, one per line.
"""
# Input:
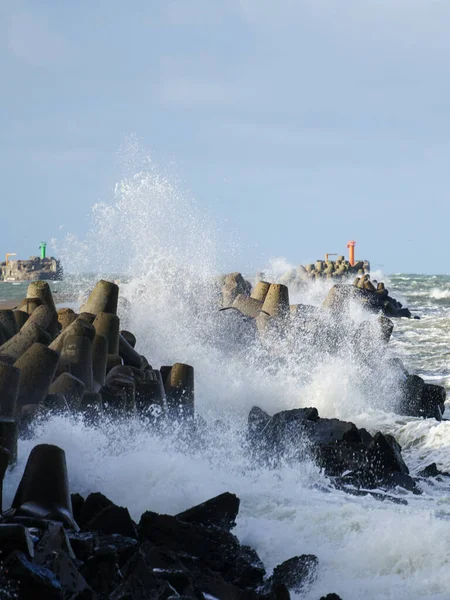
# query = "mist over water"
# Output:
<box><xmin>8</xmin><ymin>149</ymin><xmax>450</xmax><ymax>598</ymax></box>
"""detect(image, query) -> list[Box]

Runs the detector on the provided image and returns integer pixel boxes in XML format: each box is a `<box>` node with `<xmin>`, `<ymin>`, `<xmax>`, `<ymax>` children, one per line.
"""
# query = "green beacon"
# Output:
<box><xmin>39</xmin><ymin>241</ymin><xmax>47</xmax><ymax>260</ymax></box>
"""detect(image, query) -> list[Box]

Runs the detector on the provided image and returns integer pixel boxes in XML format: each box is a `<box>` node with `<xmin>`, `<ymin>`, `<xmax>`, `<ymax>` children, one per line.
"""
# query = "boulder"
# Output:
<box><xmin>176</xmin><ymin>492</ymin><xmax>240</xmax><ymax>532</ymax></box>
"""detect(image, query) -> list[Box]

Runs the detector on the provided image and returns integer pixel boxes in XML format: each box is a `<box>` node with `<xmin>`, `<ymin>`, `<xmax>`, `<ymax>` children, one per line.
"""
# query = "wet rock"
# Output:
<box><xmin>265</xmin><ymin>555</ymin><xmax>318</xmax><ymax>593</ymax></box>
<box><xmin>139</xmin><ymin>510</ymin><xmax>242</xmax><ymax>576</ymax></box>
<box><xmin>226</xmin><ymin>545</ymin><xmax>266</xmax><ymax>588</ymax></box>
<box><xmin>109</xmin><ymin>551</ymin><xmax>171</xmax><ymax>600</ymax></box>
<box><xmin>87</xmin><ymin>504</ymin><xmax>138</xmax><ymax>540</ymax></box>
<box><xmin>95</xmin><ymin>533</ymin><xmax>139</xmax><ymax>567</ymax></box>
<box><xmin>50</xmin><ymin>550</ymin><xmax>93</xmax><ymax>598</ymax></box>
<box><xmin>176</xmin><ymin>492</ymin><xmax>240</xmax><ymax>532</ymax></box>
<box><xmin>369</xmin><ymin>432</ymin><xmax>409</xmax><ymax>476</ymax></box>
<box><xmin>0</xmin><ymin>524</ymin><xmax>34</xmax><ymax>559</ymax></box>
<box><xmin>418</xmin><ymin>463</ymin><xmax>442</xmax><ymax>478</ymax></box>
<box><xmin>320</xmin><ymin>595</ymin><xmax>343</xmax><ymax>600</ymax></box>
<box><xmin>4</xmin><ymin>550</ymin><xmax>63</xmax><ymax>600</ymax></box>
<box><xmin>82</xmin><ymin>545</ymin><xmax>121</xmax><ymax>596</ymax></box>
<box><xmin>71</xmin><ymin>493</ymin><xmax>85</xmax><ymax>524</ymax></box>
<box><xmin>79</xmin><ymin>492</ymin><xmax>114</xmax><ymax>526</ymax></box>
<box><xmin>68</xmin><ymin>531</ymin><xmax>96</xmax><ymax>563</ymax></box>
<box><xmin>34</xmin><ymin>521</ymin><xmax>76</xmax><ymax>564</ymax></box>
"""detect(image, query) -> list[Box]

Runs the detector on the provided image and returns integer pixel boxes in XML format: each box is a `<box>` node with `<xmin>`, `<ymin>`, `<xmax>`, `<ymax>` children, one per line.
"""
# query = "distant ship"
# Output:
<box><xmin>0</xmin><ymin>242</ymin><xmax>63</xmax><ymax>282</ymax></box>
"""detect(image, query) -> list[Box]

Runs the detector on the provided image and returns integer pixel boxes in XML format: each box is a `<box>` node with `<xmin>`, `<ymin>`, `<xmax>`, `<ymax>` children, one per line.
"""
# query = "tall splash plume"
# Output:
<box><xmin>56</xmin><ymin>145</ymin><xmax>404</xmax><ymax>427</ymax></box>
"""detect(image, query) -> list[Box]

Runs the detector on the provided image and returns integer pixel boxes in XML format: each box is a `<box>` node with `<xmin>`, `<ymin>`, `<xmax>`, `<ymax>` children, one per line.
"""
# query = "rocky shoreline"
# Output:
<box><xmin>0</xmin><ymin>277</ymin><xmax>445</xmax><ymax>598</ymax></box>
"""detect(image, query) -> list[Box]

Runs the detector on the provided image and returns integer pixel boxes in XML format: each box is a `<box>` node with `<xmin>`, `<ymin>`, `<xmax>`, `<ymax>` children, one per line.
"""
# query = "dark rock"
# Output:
<box><xmin>369</xmin><ymin>432</ymin><xmax>409</xmax><ymax>476</ymax></box>
<box><xmin>4</xmin><ymin>550</ymin><xmax>63</xmax><ymax>599</ymax></box>
<box><xmin>358</xmin><ymin>428</ymin><xmax>373</xmax><ymax>447</ymax></box>
<box><xmin>267</xmin><ymin>554</ymin><xmax>318</xmax><ymax>593</ymax></box>
<box><xmin>50</xmin><ymin>550</ymin><xmax>93</xmax><ymax>598</ymax></box>
<box><xmin>320</xmin><ymin>595</ymin><xmax>343</xmax><ymax>600</ymax></box>
<box><xmin>68</xmin><ymin>531</ymin><xmax>97</xmax><ymax>563</ymax></box>
<box><xmin>418</xmin><ymin>463</ymin><xmax>442</xmax><ymax>478</ymax></box>
<box><xmin>176</xmin><ymin>492</ymin><xmax>240</xmax><ymax>532</ymax></box>
<box><xmin>82</xmin><ymin>545</ymin><xmax>121</xmax><ymax>596</ymax></box>
<box><xmin>34</xmin><ymin>521</ymin><xmax>76</xmax><ymax>564</ymax></box>
<box><xmin>139</xmin><ymin>511</ymin><xmax>241</xmax><ymax>576</ymax></box>
<box><xmin>248</xmin><ymin>406</ymin><xmax>271</xmax><ymax>436</ymax></box>
<box><xmin>95</xmin><ymin>533</ymin><xmax>139</xmax><ymax>566</ymax></box>
<box><xmin>72</xmin><ymin>492</ymin><xmax>85</xmax><ymax>524</ymax></box>
<box><xmin>79</xmin><ymin>492</ymin><xmax>113</xmax><ymax>526</ymax></box>
<box><xmin>110</xmin><ymin>551</ymin><xmax>174</xmax><ymax>600</ymax></box>
<box><xmin>225</xmin><ymin>545</ymin><xmax>266</xmax><ymax>588</ymax></box>
<box><xmin>87</xmin><ymin>504</ymin><xmax>138</xmax><ymax>540</ymax></box>
<box><xmin>0</xmin><ymin>524</ymin><xmax>34</xmax><ymax>559</ymax></box>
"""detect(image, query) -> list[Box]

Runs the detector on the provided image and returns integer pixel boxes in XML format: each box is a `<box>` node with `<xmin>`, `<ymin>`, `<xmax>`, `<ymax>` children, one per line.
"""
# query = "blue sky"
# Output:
<box><xmin>2</xmin><ymin>0</ymin><xmax>450</xmax><ymax>273</ymax></box>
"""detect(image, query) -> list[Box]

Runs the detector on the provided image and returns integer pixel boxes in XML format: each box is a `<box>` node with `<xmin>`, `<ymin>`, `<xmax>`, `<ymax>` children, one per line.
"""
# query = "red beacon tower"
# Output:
<box><xmin>347</xmin><ymin>240</ymin><xmax>356</xmax><ymax>266</ymax></box>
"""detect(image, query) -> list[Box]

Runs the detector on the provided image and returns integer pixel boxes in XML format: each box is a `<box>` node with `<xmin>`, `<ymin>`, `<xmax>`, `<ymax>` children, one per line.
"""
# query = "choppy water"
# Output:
<box><xmin>4</xmin><ymin>152</ymin><xmax>450</xmax><ymax>599</ymax></box>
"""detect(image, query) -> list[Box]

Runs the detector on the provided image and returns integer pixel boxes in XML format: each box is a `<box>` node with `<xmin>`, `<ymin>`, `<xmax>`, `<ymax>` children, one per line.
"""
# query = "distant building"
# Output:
<box><xmin>0</xmin><ymin>256</ymin><xmax>63</xmax><ymax>282</ymax></box>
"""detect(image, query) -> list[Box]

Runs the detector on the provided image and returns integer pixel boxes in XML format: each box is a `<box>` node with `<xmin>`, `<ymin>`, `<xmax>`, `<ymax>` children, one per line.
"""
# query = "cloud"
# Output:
<box><xmin>6</xmin><ymin>10</ymin><xmax>71</xmax><ymax>67</ymax></box>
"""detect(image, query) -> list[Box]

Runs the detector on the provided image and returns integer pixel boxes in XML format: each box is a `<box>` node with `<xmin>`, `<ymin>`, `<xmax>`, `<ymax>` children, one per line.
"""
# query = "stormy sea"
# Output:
<box><xmin>2</xmin><ymin>162</ymin><xmax>450</xmax><ymax>600</ymax></box>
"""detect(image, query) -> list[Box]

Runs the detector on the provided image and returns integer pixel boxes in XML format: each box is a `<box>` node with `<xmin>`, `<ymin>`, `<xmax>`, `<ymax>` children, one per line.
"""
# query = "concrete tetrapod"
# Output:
<box><xmin>60</xmin><ymin>335</ymin><xmax>94</xmax><ymax>391</ymax></box>
<box><xmin>49</xmin><ymin>373</ymin><xmax>86</xmax><ymax>411</ymax></box>
<box><xmin>0</xmin><ymin>324</ymin><xmax>49</xmax><ymax>363</ymax></box>
<box><xmin>57</xmin><ymin>308</ymin><xmax>77</xmax><ymax>331</ymax></box>
<box><xmin>135</xmin><ymin>370</ymin><xmax>166</xmax><ymax>415</ymax></box>
<box><xmin>261</xmin><ymin>284</ymin><xmax>290</xmax><ymax>318</ymax></box>
<box><xmin>93</xmin><ymin>312</ymin><xmax>120</xmax><ymax>355</ymax></box>
<box><xmin>0</xmin><ymin>447</ymin><xmax>10</xmax><ymax>512</ymax></box>
<box><xmin>0</xmin><ymin>419</ymin><xmax>17</xmax><ymax>465</ymax></box>
<box><xmin>49</xmin><ymin>317</ymin><xmax>96</xmax><ymax>354</ymax></box>
<box><xmin>231</xmin><ymin>294</ymin><xmax>264</xmax><ymax>318</ymax></box>
<box><xmin>165</xmin><ymin>363</ymin><xmax>194</xmax><ymax>420</ymax></box>
<box><xmin>11</xmin><ymin>444</ymin><xmax>78</xmax><ymax>530</ymax></box>
<box><xmin>14</xmin><ymin>343</ymin><xmax>60</xmax><ymax>412</ymax></box>
<box><xmin>18</xmin><ymin>298</ymin><xmax>43</xmax><ymax>315</ymax></box>
<box><xmin>118</xmin><ymin>333</ymin><xmax>142</xmax><ymax>369</ymax></box>
<box><xmin>80</xmin><ymin>280</ymin><xmax>119</xmax><ymax>316</ymax></box>
<box><xmin>0</xmin><ymin>310</ymin><xmax>18</xmax><ymax>341</ymax></box>
<box><xmin>22</xmin><ymin>304</ymin><xmax>57</xmax><ymax>337</ymax></box>
<box><xmin>91</xmin><ymin>334</ymin><xmax>108</xmax><ymax>389</ymax></box>
<box><xmin>26</xmin><ymin>281</ymin><xmax>57</xmax><ymax>314</ymax></box>
<box><xmin>120</xmin><ymin>330</ymin><xmax>136</xmax><ymax>348</ymax></box>
<box><xmin>250</xmin><ymin>281</ymin><xmax>271</xmax><ymax>303</ymax></box>
<box><xmin>0</xmin><ymin>362</ymin><xmax>21</xmax><ymax>418</ymax></box>
<box><xmin>13</xmin><ymin>310</ymin><xmax>29</xmax><ymax>331</ymax></box>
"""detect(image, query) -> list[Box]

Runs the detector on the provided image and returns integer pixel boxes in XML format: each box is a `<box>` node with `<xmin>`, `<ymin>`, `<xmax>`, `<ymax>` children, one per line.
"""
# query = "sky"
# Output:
<box><xmin>2</xmin><ymin>0</ymin><xmax>450</xmax><ymax>274</ymax></box>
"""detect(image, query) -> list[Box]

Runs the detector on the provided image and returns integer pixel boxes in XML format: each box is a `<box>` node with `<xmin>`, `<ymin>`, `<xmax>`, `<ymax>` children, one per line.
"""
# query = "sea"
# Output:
<box><xmin>2</xmin><ymin>165</ymin><xmax>450</xmax><ymax>599</ymax></box>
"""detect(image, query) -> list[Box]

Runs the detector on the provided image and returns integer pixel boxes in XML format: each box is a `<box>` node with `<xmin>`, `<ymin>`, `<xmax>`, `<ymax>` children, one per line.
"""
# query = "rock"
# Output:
<box><xmin>95</xmin><ymin>533</ymin><xmax>139</xmax><ymax>567</ymax></box>
<box><xmin>120</xmin><ymin>330</ymin><xmax>136</xmax><ymax>348</ymax></box>
<box><xmin>34</xmin><ymin>521</ymin><xmax>76</xmax><ymax>564</ymax></box>
<box><xmin>176</xmin><ymin>492</ymin><xmax>240</xmax><ymax>532</ymax></box>
<box><xmin>418</xmin><ymin>463</ymin><xmax>442</xmax><ymax>478</ymax></box>
<box><xmin>139</xmin><ymin>510</ymin><xmax>242</xmax><ymax>576</ymax></box>
<box><xmin>225</xmin><ymin>545</ymin><xmax>266</xmax><ymax>588</ymax></box>
<box><xmin>320</xmin><ymin>595</ymin><xmax>343</xmax><ymax>600</ymax></box>
<box><xmin>83</xmin><ymin>544</ymin><xmax>121</xmax><ymax>596</ymax></box>
<box><xmin>79</xmin><ymin>492</ymin><xmax>114</xmax><ymax>526</ymax></box>
<box><xmin>0</xmin><ymin>524</ymin><xmax>34</xmax><ymax>559</ymax></box>
<box><xmin>4</xmin><ymin>550</ymin><xmax>63</xmax><ymax>599</ymax></box>
<box><xmin>87</xmin><ymin>504</ymin><xmax>138</xmax><ymax>540</ymax></box>
<box><xmin>68</xmin><ymin>531</ymin><xmax>96</xmax><ymax>563</ymax></box>
<box><xmin>369</xmin><ymin>432</ymin><xmax>409</xmax><ymax>476</ymax></box>
<box><xmin>265</xmin><ymin>555</ymin><xmax>318</xmax><ymax>593</ymax></box>
<box><xmin>109</xmin><ymin>551</ymin><xmax>171</xmax><ymax>600</ymax></box>
<box><xmin>50</xmin><ymin>550</ymin><xmax>93</xmax><ymax>598</ymax></box>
